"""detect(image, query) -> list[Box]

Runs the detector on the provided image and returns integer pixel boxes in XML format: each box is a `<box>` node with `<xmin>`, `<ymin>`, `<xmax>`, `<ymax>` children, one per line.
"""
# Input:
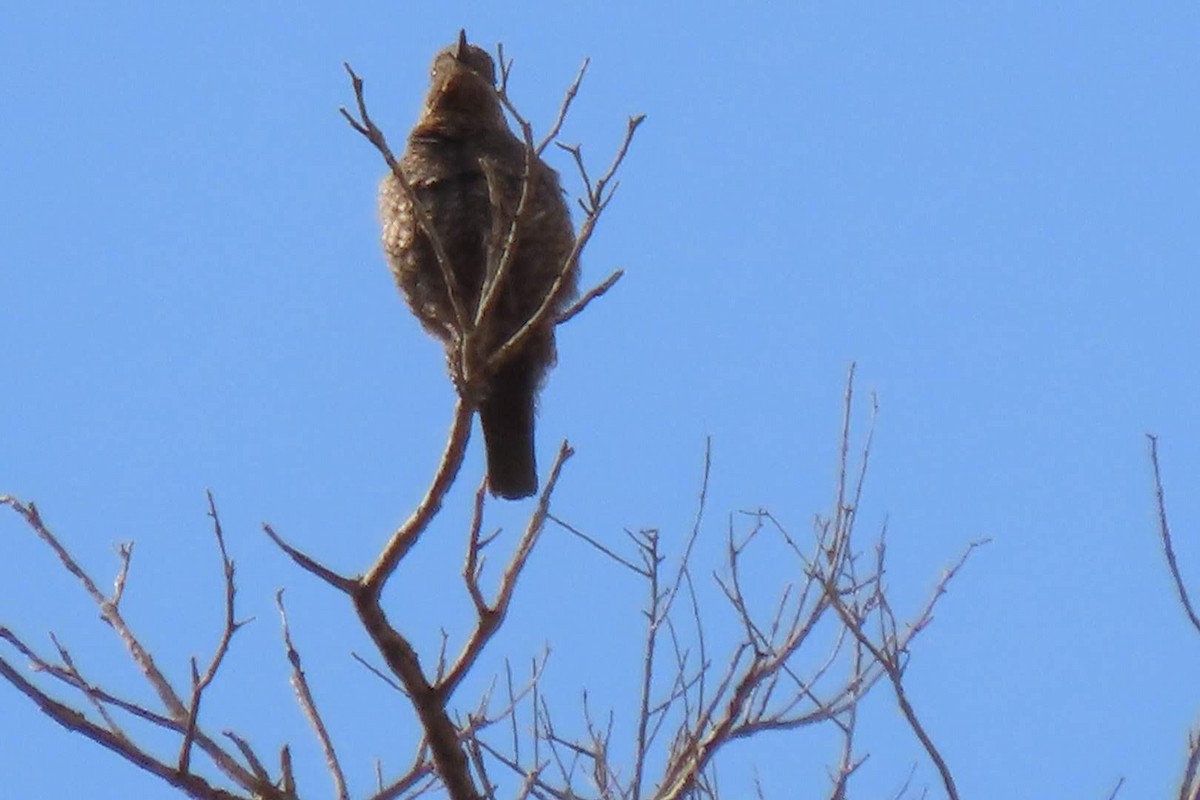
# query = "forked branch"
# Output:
<box><xmin>0</xmin><ymin>494</ymin><xmax>285</xmax><ymax>800</ymax></box>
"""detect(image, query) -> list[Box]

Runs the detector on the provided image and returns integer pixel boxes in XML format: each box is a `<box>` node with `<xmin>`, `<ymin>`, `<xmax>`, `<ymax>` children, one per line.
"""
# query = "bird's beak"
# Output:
<box><xmin>455</xmin><ymin>29</ymin><xmax>469</xmax><ymax>60</ymax></box>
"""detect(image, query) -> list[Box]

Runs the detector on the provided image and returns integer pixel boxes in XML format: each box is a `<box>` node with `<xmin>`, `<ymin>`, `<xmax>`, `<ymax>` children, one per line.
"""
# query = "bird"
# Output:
<box><xmin>379</xmin><ymin>31</ymin><xmax>578</xmax><ymax>499</ymax></box>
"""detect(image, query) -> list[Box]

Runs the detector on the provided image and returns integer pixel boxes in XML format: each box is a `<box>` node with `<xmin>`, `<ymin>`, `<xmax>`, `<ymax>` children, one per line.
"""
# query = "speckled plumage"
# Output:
<box><xmin>380</xmin><ymin>32</ymin><xmax>577</xmax><ymax>499</ymax></box>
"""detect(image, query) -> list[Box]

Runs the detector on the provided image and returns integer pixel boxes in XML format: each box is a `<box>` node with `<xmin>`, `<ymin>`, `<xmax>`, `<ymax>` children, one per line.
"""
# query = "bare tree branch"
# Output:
<box><xmin>276</xmin><ymin>590</ymin><xmax>350</xmax><ymax>800</ymax></box>
<box><xmin>443</xmin><ymin>442</ymin><xmax>574</xmax><ymax>697</ymax></box>
<box><xmin>223</xmin><ymin>731</ymin><xmax>273</xmax><ymax>788</ymax></box>
<box><xmin>263</xmin><ymin>523</ymin><xmax>357</xmax><ymax>594</ymax></box>
<box><xmin>548</xmin><ymin>510</ymin><xmax>646</xmax><ymax>576</ymax></box>
<box><xmin>0</xmin><ymin>40</ymin><xmax>992</xmax><ymax>800</ymax></box>
<box><xmin>1145</xmin><ymin>436</ymin><xmax>1200</xmax><ymax>800</ymax></box>
<box><xmin>533</xmin><ymin>58</ymin><xmax>590</xmax><ymax>156</ymax></box>
<box><xmin>1180</xmin><ymin>729</ymin><xmax>1200</xmax><ymax>800</ymax></box>
<box><xmin>368</xmin><ymin>746</ymin><xmax>436</xmax><ymax>800</ymax></box>
<box><xmin>340</xmin><ymin>61</ymin><xmax>469</xmax><ymax>334</ymax></box>
<box><xmin>555</xmin><ymin>268</ymin><xmax>624</xmax><ymax>327</ymax></box>
<box><xmin>0</xmin><ymin>498</ymin><xmax>188</xmax><ymax>717</ymax></box>
<box><xmin>490</xmin><ymin>113</ymin><xmax>643</xmax><ymax>376</ymax></box>
<box><xmin>0</xmin><ymin>652</ymin><xmax>246</xmax><ymax>800</ymax></box>
<box><xmin>47</xmin><ymin>633</ymin><xmax>130</xmax><ymax>742</ymax></box>
<box><xmin>351</xmin><ymin>583</ymin><xmax>481</xmax><ymax>800</ymax></box>
<box><xmin>824</xmin><ymin>537</ymin><xmax>987</xmax><ymax>800</ymax></box>
<box><xmin>180</xmin><ymin>491</ymin><xmax>247</xmax><ymax>774</ymax></box>
<box><xmin>1148</xmin><ymin>434</ymin><xmax>1200</xmax><ymax>636</ymax></box>
<box><xmin>362</xmin><ymin>398</ymin><xmax>474</xmax><ymax>597</ymax></box>
<box><xmin>0</xmin><ymin>495</ymin><xmax>276</xmax><ymax>797</ymax></box>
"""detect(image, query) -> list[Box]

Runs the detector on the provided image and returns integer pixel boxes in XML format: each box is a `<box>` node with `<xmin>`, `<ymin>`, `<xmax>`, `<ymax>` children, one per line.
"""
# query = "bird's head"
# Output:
<box><xmin>422</xmin><ymin>30</ymin><xmax>505</xmax><ymax>130</ymax></box>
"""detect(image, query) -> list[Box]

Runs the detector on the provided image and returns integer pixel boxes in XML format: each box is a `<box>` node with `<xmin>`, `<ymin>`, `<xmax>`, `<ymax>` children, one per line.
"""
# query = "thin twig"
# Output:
<box><xmin>179</xmin><ymin>491</ymin><xmax>246</xmax><ymax>773</ymax></box>
<box><xmin>0</xmin><ymin>626</ymin><xmax>228</xmax><ymax>743</ymax></box>
<box><xmin>473</xmin><ymin>127</ymin><xmax>535</xmax><ymax>350</ymax></box>
<box><xmin>224</xmin><ymin>730</ymin><xmax>273</xmax><ymax>787</ymax></box>
<box><xmin>488</xmin><ymin>114</ymin><xmax>644</xmax><ymax>373</ymax></box>
<box><xmin>111</xmin><ymin>542</ymin><xmax>133</xmax><ymax>609</ymax></box>
<box><xmin>1148</xmin><ymin>434</ymin><xmax>1200</xmax><ymax>636</ymax></box>
<box><xmin>341</xmin><ymin>61</ymin><xmax>468</xmax><ymax>332</ymax></box>
<box><xmin>362</xmin><ymin>398</ymin><xmax>473</xmax><ymax>597</ymax></box>
<box><xmin>824</xmin><ymin>540</ymin><xmax>986</xmax><ymax>800</ymax></box>
<box><xmin>369</xmin><ymin>746</ymin><xmax>436</xmax><ymax>800</ymax></box>
<box><xmin>556</xmin><ymin>269</ymin><xmax>624</xmax><ymax>326</ymax></box>
<box><xmin>0</xmin><ymin>653</ymin><xmax>246</xmax><ymax>800</ymax></box>
<box><xmin>632</xmin><ymin>529</ymin><xmax>662</xmax><ymax>800</ymax></box>
<box><xmin>535</xmin><ymin>58</ymin><xmax>590</xmax><ymax>155</ymax></box>
<box><xmin>276</xmin><ymin>590</ymin><xmax>350</xmax><ymax>800</ymax></box>
<box><xmin>548</xmin><ymin>511</ymin><xmax>646</xmax><ymax>576</ymax></box>
<box><xmin>0</xmin><ymin>495</ymin><xmax>265</xmax><ymax>793</ymax></box>
<box><xmin>263</xmin><ymin>523</ymin><xmax>356</xmax><ymax>593</ymax></box>
<box><xmin>0</xmin><ymin>498</ymin><xmax>187</xmax><ymax>717</ymax></box>
<box><xmin>441</xmin><ymin>442</ymin><xmax>575</xmax><ymax>697</ymax></box>
<box><xmin>1179</xmin><ymin>727</ymin><xmax>1200</xmax><ymax>800</ymax></box>
<box><xmin>353</xmin><ymin>651</ymin><xmax>407</xmax><ymax>694</ymax></box>
<box><xmin>352</xmin><ymin>587</ymin><xmax>480</xmax><ymax>800</ymax></box>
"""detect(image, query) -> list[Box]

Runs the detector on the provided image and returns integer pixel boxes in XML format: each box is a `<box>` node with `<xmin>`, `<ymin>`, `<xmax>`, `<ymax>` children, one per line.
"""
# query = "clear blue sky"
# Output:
<box><xmin>3</xmin><ymin>3</ymin><xmax>1199</xmax><ymax>798</ymax></box>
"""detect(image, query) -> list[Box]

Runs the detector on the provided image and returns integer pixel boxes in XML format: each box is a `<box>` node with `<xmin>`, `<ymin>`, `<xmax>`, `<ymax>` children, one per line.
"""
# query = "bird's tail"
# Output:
<box><xmin>479</xmin><ymin>357</ymin><xmax>538</xmax><ymax>500</ymax></box>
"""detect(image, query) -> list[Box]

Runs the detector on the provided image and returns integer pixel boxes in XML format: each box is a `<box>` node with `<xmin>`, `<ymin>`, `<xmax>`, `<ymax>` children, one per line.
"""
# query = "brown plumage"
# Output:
<box><xmin>380</xmin><ymin>31</ymin><xmax>578</xmax><ymax>499</ymax></box>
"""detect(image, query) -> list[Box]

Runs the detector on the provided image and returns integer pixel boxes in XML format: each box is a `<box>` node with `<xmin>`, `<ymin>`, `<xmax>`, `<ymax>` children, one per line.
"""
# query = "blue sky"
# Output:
<box><xmin>3</xmin><ymin>3</ymin><xmax>1199</xmax><ymax>798</ymax></box>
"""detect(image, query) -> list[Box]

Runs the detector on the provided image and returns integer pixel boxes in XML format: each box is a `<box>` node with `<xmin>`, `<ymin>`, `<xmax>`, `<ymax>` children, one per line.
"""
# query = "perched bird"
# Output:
<box><xmin>380</xmin><ymin>31</ymin><xmax>578</xmax><ymax>499</ymax></box>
